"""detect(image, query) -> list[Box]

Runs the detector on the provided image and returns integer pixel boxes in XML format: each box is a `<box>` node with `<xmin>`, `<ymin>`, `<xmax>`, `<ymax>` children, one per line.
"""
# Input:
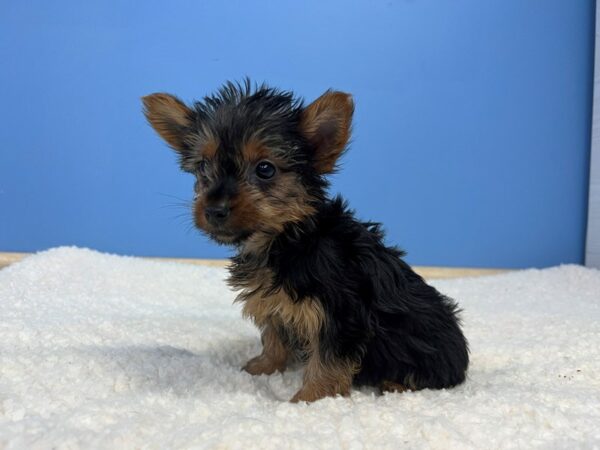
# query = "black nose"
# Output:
<box><xmin>204</xmin><ymin>205</ymin><xmax>230</xmax><ymax>226</ymax></box>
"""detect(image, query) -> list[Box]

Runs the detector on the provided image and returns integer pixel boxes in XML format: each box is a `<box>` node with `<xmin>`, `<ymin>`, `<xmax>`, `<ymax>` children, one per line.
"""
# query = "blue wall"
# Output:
<box><xmin>0</xmin><ymin>0</ymin><xmax>594</xmax><ymax>268</ymax></box>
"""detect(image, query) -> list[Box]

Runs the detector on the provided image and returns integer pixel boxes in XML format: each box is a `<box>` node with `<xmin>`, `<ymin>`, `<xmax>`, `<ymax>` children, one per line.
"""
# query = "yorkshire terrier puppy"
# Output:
<box><xmin>143</xmin><ymin>81</ymin><xmax>469</xmax><ymax>403</ymax></box>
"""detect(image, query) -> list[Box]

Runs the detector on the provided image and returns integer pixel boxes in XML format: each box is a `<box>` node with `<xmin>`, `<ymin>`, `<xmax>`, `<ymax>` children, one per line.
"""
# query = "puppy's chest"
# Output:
<box><xmin>233</xmin><ymin>269</ymin><xmax>325</xmax><ymax>340</ymax></box>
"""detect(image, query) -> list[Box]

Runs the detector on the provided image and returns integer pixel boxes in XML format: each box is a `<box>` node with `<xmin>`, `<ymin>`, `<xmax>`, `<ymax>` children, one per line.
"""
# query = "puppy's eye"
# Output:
<box><xmin>255</xmin><ymin>161</ymin><xmax>276</xmax><ymax>180</ymax></box>
<box><xmin>198</xmin><ymin>159</ymin><xmax>208</xmax><ymax>174</ymax></box>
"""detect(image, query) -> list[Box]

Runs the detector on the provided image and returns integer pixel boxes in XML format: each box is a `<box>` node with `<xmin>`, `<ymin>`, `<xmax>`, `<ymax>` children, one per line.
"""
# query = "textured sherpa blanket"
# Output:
<box><xmin>0</xmin><ymin>247</ymin><xmax>599</xmax><ymax>449</ymax></box>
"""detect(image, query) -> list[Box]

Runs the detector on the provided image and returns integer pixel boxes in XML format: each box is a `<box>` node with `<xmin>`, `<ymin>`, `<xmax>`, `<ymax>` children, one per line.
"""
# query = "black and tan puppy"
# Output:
<box><xmin>143</xmin><ymin>81</ymin><xmax>469</xmax><ymax>403</ymax></box>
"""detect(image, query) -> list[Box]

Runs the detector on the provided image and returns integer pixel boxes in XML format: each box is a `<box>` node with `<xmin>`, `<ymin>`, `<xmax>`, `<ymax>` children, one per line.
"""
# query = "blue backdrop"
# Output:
<box><xmin>0</xmin><ymin>1</ymin><xmax>594</xmax><ymax>268</ymax></box>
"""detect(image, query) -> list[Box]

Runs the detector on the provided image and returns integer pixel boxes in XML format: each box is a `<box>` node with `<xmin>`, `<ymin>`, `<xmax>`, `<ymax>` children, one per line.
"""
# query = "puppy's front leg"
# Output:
<box><xmin>290</xmin><ymin>346</ymin><xmax>357</xmax><ymax>403</ymax></box>
<box><xmin>243</xmin><ymin>322</ymin><xmax>288</xmax><ymax>375</ymax></box>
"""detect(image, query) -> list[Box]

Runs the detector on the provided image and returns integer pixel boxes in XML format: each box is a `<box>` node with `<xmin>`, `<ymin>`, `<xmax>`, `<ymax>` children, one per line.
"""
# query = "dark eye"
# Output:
<box><xmin>255</xmin><ymin>161</ymin><xmax>276</xmax><ymax>180</ymax></box>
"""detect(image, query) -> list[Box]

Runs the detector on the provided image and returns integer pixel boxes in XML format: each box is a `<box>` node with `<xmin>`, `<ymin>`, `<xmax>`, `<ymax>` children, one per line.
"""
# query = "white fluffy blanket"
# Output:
<box><xmin>1</xmin><ymin>247</ymin><xmax>599</xmax><ymax>449</ymax></box>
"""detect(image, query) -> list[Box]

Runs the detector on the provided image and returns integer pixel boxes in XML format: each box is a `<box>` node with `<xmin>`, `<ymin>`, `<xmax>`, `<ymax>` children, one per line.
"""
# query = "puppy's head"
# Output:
<box><xmin>143</xmin><ymin>81</ymin><xmax>353</xmax><ymax>247</ymax></box>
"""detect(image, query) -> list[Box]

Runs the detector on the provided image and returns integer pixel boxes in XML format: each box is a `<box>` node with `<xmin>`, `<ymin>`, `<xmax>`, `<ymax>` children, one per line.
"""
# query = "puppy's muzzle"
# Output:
<box><xmin>204</xmin><ymin>204</ymin><xmax>230</xmax><ymax>226</ymax></box>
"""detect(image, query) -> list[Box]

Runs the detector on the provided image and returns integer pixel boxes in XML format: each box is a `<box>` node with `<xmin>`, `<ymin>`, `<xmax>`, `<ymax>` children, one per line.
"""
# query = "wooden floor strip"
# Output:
<box><xmin>0</xmin><ymin>251</ymin><xmax>506</xmax><ymax>279</ymax></box>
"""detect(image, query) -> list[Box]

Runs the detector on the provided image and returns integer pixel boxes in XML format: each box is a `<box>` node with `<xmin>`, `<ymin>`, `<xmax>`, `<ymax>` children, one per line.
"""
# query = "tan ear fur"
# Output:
<box><xmin>299</xmin><ymin>91</ymin><xmax>354</xmax><ymax>173</ymax></box>
<box><xmin>142</xmin><ymin>93</ymin><xmax>193</xmax><ymax>151</ymax></box>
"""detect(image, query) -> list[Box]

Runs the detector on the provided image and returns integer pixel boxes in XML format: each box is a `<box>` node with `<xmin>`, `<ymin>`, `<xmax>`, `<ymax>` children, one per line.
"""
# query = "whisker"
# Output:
<box><xmin>157</xmin><ymin>192</ymin><xmax>193</xmax><ymax>203</ymax></box>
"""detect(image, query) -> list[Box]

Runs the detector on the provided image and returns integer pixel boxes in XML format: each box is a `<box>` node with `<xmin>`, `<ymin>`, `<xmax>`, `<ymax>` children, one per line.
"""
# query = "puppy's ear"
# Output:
<box><xmin>142</xmin><ymin>93</ymin><xmax>194</xmax><ymax>152</ymax></box>
<box><xmin>299</xmin><ymin>90</ymin><xmax>354</xmax><ymax>174</ymax></box>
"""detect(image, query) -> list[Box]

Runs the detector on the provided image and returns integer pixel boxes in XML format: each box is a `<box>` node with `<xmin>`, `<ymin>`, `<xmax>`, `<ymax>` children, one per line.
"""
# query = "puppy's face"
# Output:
<box><xmin>143</xmin><ymin>82</ymin><xmax>353</xmax><ymax>247</ymax></box>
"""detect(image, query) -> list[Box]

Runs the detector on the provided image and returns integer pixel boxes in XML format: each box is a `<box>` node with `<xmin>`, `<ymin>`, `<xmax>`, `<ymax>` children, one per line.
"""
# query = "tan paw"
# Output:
<box><xmin>290</xmin><ymin>388</ymin><xmax>321</xmax><ymax>403</ymax></box>
<box><xmin>242</xmin><ymin>355</ymin><xmax>285</xmax><ymax>376</ymax></box>
<box><xmin>290</xmin><ymin>385</ymin><xmax>350</xmax><ymax>403</ymax></box>
<box><xmin>380</xmin><ymin>380</ymin><xmax>410</xmax><ymax>393</ymax></box>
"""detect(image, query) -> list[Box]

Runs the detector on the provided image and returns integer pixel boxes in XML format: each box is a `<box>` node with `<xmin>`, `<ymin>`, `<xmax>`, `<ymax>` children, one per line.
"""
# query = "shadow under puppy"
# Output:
<box><xmin>143</xmin><ymin>81</ymin><xmax>469</xmax><ymax>403</ymax></box>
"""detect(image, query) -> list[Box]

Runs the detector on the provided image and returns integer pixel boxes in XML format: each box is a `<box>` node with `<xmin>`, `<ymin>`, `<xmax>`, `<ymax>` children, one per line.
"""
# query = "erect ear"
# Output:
<box><xmin>142</xmin><ymin>93</ymin><xmax>194</xmax><ymax>151</ymax></box>
<box><xmin>299</xmin><ymin>90</ymin><xmax>354</xmax><ymax>174</ymax></box>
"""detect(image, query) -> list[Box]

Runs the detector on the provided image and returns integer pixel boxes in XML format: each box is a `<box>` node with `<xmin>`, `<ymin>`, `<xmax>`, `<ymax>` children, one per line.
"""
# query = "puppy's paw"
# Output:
<box><xmin>290</xmin><ymin>388</ymin><xmax>320</xmax><ymax>403</ymax></box>
<box><xmin>290</xmin><ymin>385</ymin><xmax>350</xmax><ymax>403</ymax></box>
<box><xmin>380</xmin><ymin>380</ymin><xmax>410</xmax><ymax>393</ymax></box>
<box><xmin>242</xmin><ymin>355</ymin><xmax>285</xmax><ymax>376</ymax></box>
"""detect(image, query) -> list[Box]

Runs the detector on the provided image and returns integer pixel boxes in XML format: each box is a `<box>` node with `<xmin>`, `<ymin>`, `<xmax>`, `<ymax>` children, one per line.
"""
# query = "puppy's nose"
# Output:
<box><xmin>204</xmin><ymin>204</ymin><xmax>230</xmax><ymax>226</ymax></box>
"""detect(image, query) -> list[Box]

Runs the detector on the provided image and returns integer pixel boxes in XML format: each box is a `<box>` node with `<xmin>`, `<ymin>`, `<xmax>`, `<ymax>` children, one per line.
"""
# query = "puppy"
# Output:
<box><xmin>143</xmin><ymin>81</ymin><xmax>469</xmax><ymax>403</ymax></box>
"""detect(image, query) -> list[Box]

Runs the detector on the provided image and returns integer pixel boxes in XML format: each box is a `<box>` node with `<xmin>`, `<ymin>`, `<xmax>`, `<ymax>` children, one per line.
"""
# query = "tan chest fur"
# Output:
<box><xmin>236</xmin><ymin>269</ymin><xmax>325</xmax><ymax>340</ymax></box>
